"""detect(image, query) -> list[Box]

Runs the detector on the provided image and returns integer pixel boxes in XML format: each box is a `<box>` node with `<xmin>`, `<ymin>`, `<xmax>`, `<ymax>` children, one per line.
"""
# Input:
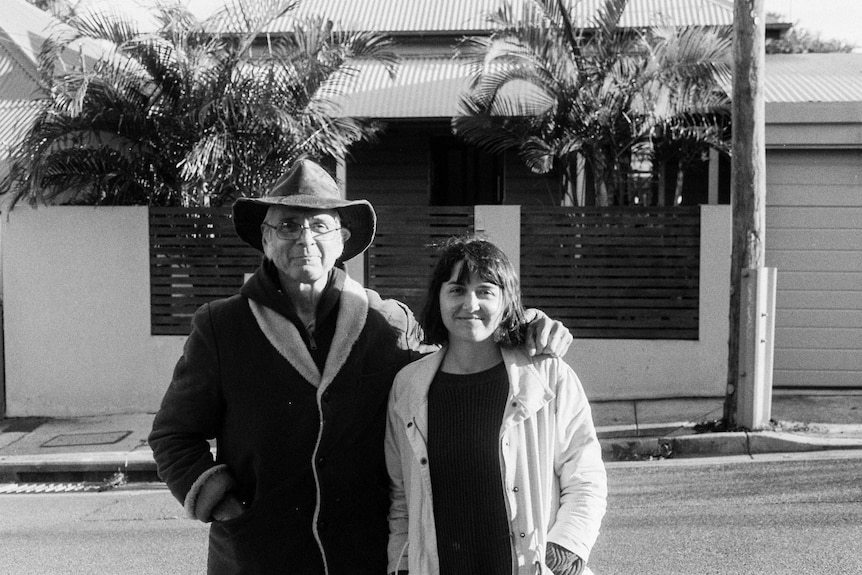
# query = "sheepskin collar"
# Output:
<box><xmin>249</xmin><ymin>274</ymin><xmax>369</xmax><ymax>392</ymax></box>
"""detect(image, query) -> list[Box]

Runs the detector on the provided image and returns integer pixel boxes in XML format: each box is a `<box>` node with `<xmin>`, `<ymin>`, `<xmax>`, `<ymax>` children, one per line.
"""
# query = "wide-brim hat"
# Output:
<box><xmin>233</xmin><ymin>159</ymin><xmax>376</xmax><ymax>261</ymax></box>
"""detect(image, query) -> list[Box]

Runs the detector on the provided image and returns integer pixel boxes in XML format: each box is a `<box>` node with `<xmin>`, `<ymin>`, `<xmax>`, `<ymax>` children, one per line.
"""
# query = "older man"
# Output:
<box><xmin>149</xmin><ymin>158</ymin><xmax>572</xmax><ymax>575</ymax></box>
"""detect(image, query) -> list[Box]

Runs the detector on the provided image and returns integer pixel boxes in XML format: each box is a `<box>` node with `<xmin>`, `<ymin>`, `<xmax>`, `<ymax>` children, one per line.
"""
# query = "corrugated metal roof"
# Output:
<box><xmin>0</xmin><ymin>0</ymin><xmax>45</xmax><ymax>94</ymax></box>
<box><xmin>0</xmin><ymin>100</ymin><xmax>41</xmax><ymax>157</ymax></box>
<box><xmin>2</xmin><ymin>0</ymin><xmax>63</xmax><ymax>66</ymax></box>
<box><xmin>0</xmin><ymin>45</ymin><xmax>42</xmax><ymax>101</ymax></box>
<box><xmin>336</xmin><ymin>53</ymin><xmax>862</xmax><ymax>118</ymax></box>
<box><xmin>1</xmin><ymin>0</ymin><xmax>110</xmax><ymax>71</ymax></box>
<box><xmin>275</xmin><ymin>0</ymin><xmax>735</xmax><ymax>33</ymax></box>
<box><xmin>764</xmin><ymin>53</ymin><xmax>862</xmax><ymax>103</ymax></box>
<box><xmin>0</xmin><ymin>0</ymin><xmax>112</xmax><ymax>167</ymax></box>
<box><xmin>337</xmin><ymin>58</ymin><xmax>471</xmax><ymax>118</ymax></box>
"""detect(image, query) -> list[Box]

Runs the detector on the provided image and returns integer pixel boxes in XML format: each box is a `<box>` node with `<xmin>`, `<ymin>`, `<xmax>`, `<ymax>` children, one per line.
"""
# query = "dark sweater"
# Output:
<box><xmin>427</xmin><ymin>362</ymin><xmax>512</xmax><ymax>575</ymax></box>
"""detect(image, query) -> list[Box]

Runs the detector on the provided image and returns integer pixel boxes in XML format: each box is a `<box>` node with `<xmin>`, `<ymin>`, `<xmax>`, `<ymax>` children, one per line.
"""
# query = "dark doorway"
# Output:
<box><xmin>430</xmin><ymin>137</ymin><xmax>503</xmax><ymax>206</ymax></box>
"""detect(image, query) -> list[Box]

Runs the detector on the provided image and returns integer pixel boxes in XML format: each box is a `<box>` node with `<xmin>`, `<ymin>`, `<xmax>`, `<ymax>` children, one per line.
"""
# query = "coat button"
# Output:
<box><xmin>420</xmin><ymin>457</ymin><xmax>428</xmax><ymax>465</ymax></box>
<box><xmin>513</xmin><ymin>486</ymin><xmax>519</xmax><ymax>492</ymax></box>
<box><xmin>318</xmin><ymin>520</ymin><xmax>328</xmax><ymax>531</ymax></box>
<box><xmin>317</xmin><ymin>456</ymin><xmax>326</xmax><ymax>466</ymax></box>
<box><xmin>520</xmin><ymin>532</ymin><xmax>526</xmax><ymax>538</ymax></box>
<box><xmin>407</xmin><ymin>422</ymin><xmax>413</xmax><ymax>428</ymax></box>
<box><xmin>322</xmin><ymin>390</ymin><xmax>331</xmax><ymax>402</ymax></box>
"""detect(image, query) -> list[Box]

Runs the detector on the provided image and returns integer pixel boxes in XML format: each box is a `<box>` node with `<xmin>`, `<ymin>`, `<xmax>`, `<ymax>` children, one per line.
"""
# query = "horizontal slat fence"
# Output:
<box><xmin>520</xmin><ymin>207</ymin><xmax>701</xmax><ymax>339</ymax></box>
<box><xmin>150</xmin><ymin>207</ymin><xmax>260</xmax><ymax>335</ymax></box>
<box><xmin>149</xmin><ymin>206</ymin><xmax>699</xmax><ymax>340</ymax></box>
<box><xmin>366</xmin><ymin>206</ymin><xmax>474</xmax><ymax>316</ymax></box>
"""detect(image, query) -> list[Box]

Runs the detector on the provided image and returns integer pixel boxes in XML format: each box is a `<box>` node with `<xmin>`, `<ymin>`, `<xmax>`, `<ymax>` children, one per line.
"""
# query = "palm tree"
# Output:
<box><xmin>1</xmin><ymin>0</ymin><xmax>396</xmax><ymax>206</ymax></box>
<box><xmin>453</xmin><ymin>0</ymin><xmax>731</xmax><ymax>206</ymax></box>
<box><xmin>645</xmin><ymin>25</ymin><xmax>732</xmax><ymax>205</ymax></box>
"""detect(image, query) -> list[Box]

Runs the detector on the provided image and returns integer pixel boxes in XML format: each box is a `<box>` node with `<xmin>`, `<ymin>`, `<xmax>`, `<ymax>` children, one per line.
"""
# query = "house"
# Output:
<box><xmin>0</xmin><ymin>0</ymin><xmax>857</xmax><ymax>417</ymax></box>
<box><xmin>283</xmin><ymin>0</ymin><xmax>767</xmax><ymax>209</ymax></box>
<box><xmin>282</xmin><ymin>1</ymin><xmax>861</xmax><ymax>391</ymax></box>
<box><xmin>278</xmin><ymin>1</ymin><xmax>861</xmax><ymax>390</ymax></box>
<box><xmin>762</xmin><ymin>53</ymin><xmax>862</xmax><ymax>390</ymax></box>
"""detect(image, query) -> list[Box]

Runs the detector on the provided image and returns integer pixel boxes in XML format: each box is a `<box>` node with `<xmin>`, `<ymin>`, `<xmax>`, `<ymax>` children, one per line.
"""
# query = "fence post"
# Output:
<box><xmin>346</xmin><ymin>255</ymin><xmax>365</xmax><ymax>287</ymax></box>
<box><xmin>474</xmin><ymin>205</ymin><xmax>521</xmax><ymax>275</ymax></box>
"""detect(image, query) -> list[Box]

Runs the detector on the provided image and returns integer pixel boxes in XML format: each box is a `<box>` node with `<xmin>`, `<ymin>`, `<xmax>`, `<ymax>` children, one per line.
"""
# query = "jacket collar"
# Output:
<box><xmin>248</xmin><ymin>273</ymin><xmax>368</xmax><ymax>392</ymax></box>
<box><xmin>502</xmin><ymin>348</ymin><xmax>556</xmax><ymax>427</ymax></box>
<box><xmin>392</xmin><ymin>348</ymin><xmax>446</xmax><ymax>418</ymax></box>
<box><xmin>393</xmin><ymin>346</ymin><xmax>555</xmax><ymax>423</ymax></box>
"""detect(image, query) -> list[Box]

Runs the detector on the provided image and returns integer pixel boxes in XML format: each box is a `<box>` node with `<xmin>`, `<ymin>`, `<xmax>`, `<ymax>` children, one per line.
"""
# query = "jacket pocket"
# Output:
<box><xmin>212</xmin><ymin>503</ymin><xmax>257</xmax><ymax>540</ymax></box>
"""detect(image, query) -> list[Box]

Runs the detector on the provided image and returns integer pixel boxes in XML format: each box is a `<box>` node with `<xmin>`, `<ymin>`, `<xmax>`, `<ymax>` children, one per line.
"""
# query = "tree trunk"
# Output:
<box><xmin>596</xmin><ymin>179</ymin><xmax>609</xmax><ymax>206</ymax></box>
<box><xmin>656</xmin><ymin>162</ymin><xmax>667</xmax><ymax>206</ymax></box>
<box><xmin>592</xmin><ymin>159</ymin><xmax>610</xmax><ymax>206</ymax></box>
<box><xmin>561</xmin><ymin>155</ymin><xmax>579</xmax><ymax>206</ymax></box>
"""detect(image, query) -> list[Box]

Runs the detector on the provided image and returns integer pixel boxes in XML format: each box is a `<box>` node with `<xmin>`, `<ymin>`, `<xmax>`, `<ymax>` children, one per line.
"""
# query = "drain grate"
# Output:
<box><xmin>0</xmin><ymin>472</ymin><xmax>129</xmax><ymax>494</ymax></box>
<box><xmin>0</xmin><ymin>482</ymin><xmax>104</xmax><ymax>494</ymax></box>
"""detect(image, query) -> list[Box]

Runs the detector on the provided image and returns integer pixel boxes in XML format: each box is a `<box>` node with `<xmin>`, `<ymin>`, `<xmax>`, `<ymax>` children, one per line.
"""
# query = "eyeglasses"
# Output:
<box><xmin>261</xmin><ymin>221</ymin><xmax>342</xmax><ymax>241</ymax></box>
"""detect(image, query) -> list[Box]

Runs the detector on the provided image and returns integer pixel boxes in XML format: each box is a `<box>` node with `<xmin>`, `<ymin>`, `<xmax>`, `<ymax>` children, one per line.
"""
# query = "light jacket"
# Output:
<box><xmin>149</xmin><ymin>263</ymin><xmax>426</xmax><ymax>575</ymax></box>
<box><xmin>385</xmin><ymin>347</ymin><xmax>607</xmax><ymax>575</ymax></box>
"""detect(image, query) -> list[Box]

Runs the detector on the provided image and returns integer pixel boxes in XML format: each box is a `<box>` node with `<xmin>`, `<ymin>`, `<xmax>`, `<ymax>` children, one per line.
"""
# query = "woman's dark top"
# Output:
<box><xmin>427</xmin><ymin>361</ymin><xmax>512</xmax><ymax>575</ymax></box>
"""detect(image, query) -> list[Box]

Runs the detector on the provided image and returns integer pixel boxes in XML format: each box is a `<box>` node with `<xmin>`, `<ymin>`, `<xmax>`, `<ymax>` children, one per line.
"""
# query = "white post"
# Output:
<box><xmin>474</xmin><ymin>205</ymin><xmax>520</xmax><ymax>275</ymax></box>
<box><xmin>336</xmin><ymin>156</ymin><xmax>365</xmax><ymax>285</ymax></box>
<box><xmin>737</xmin><ymin>266</ymin><xmax>778</xmax><ymax>429</ymax></box>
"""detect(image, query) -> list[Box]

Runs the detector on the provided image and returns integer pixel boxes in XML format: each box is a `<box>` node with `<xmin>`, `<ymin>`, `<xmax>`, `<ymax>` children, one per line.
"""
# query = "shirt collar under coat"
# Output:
<box><xmin>392</xmin><ymin>346</ymin><xmax>556</xmax><ymax>431</ymax></box>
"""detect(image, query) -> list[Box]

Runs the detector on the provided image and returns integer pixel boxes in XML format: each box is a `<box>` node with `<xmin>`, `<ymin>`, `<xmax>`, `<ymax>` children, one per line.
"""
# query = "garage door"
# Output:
<box><xmin>765</xmin><ymin>150</ymin><xmax>862</xmax><ymax>389</ymax></box>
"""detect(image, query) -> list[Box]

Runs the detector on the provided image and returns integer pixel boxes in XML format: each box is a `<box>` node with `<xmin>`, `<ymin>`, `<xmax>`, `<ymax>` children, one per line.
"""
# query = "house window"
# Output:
<box><xmin>430</xmin><ymin>137</ymin><xmax>503</xmax><ymax>206</ymax></box>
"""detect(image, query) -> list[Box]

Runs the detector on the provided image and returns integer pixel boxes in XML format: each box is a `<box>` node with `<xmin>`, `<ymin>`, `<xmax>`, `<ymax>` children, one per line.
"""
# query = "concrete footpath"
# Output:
<box><xmin>1</xmin><ymin>390</ymin><xmax>861</xmax><ymax>485</ymax></box>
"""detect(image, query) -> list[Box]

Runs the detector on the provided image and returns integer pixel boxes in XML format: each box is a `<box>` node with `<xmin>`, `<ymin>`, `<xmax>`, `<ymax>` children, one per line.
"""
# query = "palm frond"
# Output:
<box><xmin>455</xmin><ymin>0</ymin><xmax>731</xmax><ymax>205</ymax></box>
<box><xmin>3</xmin><ymin>0</ymin><xmax>392</xmax><ymax>207</ymax></box>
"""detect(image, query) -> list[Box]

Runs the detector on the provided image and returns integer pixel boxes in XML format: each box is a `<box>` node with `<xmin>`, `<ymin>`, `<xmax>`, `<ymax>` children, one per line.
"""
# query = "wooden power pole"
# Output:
<box><xmin>723</xmin><ymin>0</ymin><xmax>777</xmax><ymax>430</ymax></box>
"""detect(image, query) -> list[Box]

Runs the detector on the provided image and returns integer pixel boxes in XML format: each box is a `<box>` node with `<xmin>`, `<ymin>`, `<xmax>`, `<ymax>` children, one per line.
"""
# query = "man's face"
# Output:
<box><xmin>261</xmin><ymin>206</ymin><xmax>349</xmax><ymax>286</ymax></box>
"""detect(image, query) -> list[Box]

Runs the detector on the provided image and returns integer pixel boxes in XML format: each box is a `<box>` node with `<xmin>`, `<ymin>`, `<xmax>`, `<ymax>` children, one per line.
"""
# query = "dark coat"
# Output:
<box><xmin>149</xmin><ymin>263</ymin><xmax>426</xmax><ymax>574</ymax></box>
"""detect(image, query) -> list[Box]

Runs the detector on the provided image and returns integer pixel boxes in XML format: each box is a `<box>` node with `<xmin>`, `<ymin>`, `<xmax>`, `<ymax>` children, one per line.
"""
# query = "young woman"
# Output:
<box><xmin>385</xmin><ymin>236</ymin><xmax>607</xmax><ymax>575</ymax></box>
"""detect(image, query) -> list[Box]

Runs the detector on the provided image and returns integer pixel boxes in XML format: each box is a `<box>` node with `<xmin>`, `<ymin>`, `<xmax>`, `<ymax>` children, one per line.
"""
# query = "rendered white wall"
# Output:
<box><xmin>2</xmin><ymin>206</ymin><xmax>184</xmax><ymax>416</ymax></box>
<box><xmin>564</xmin><ymin>206</ymin><xmax>731</xmax><ymax>401</ymax></box>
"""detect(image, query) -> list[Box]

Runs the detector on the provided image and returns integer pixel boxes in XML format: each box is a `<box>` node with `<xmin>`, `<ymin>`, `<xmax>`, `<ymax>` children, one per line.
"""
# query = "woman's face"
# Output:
<box><xmin>439</xmin><ymin>260</ymin><xmax>505</xmax><ymax>345</ymax></box>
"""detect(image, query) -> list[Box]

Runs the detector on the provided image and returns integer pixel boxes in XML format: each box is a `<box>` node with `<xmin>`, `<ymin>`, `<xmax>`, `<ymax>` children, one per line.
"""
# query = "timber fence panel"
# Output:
<box><xmin>149</xmin><ymin>207</ymin><xmax>260</xmax><ymax>335</ymax></box>
<box><xmin>520</xmin><ymin>206</ymin><xmax>701</xmax><ymax>339</ymax></box>
<box><xmin>148</xmin><ymin>206</ymin><xmax>700</xmax><ymax>340</ymax></box>
<box><xmin>366</xmin><ymin>206</ymin><xmax>474</xmax><ymax>315</ymax></box>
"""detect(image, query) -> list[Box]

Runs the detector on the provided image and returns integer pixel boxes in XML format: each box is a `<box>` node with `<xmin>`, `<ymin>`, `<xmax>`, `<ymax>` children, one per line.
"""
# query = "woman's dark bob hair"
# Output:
<box><xmin>420</xmin><ymin>235</ymin><xmax>527</xmax><ymax>347</ymax></box>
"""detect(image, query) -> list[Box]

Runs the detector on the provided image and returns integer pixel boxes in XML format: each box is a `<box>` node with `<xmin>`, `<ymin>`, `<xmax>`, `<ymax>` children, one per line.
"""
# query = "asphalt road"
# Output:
<box><xmin>0</xmin><ymin>451</ymin><xmax>860</xmax><ymax>574</ymax></box>
<box><xmin>0</xmin><ymin>485</ymin><xmax>209</xmax><ymax>574</ymax></box>
<box><xmin>590</xmin><ymin>451</ymin><xmax>862</xmax><ymax>575</ymax></box>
